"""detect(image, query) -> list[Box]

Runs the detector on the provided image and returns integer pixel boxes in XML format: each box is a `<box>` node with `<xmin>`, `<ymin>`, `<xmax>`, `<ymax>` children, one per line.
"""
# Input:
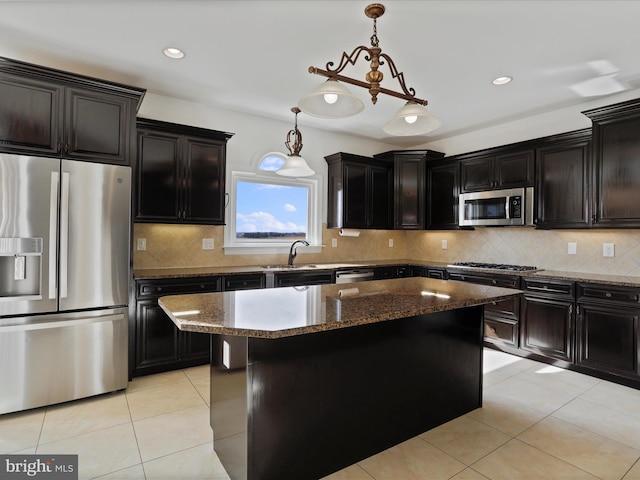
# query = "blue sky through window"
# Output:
<box><xmin>236</xmin><ymin>180</ymin><xmax>308</xmax><ymax>239</ymax></box>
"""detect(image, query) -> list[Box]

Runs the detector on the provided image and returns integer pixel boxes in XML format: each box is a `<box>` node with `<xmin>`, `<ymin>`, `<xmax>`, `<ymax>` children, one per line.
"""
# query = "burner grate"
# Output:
<box><xmin>449</xmin><ymin>262</ymin><xmax>539</xmax><ymax>272</ymax></box>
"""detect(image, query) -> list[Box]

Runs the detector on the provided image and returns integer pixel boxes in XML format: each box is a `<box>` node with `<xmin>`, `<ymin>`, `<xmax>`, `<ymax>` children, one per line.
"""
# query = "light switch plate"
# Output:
<box><xmin>331</xmin><ymin>238</ymin><xmax>338</xmax><ymax>248</ymax></box>
<box><xmin>137</xmin><ymin>238</ymin><xmax>146</xmax><ymax>251</ymax></box>
<box><xmin>603</xmin><ymin>243</ymin><xmax>615</xmax><ymax>257</ymax></box>
<box><xmin>388</xmin><ymin>239</ymin><xmax>394</xmax><ymax>248</ymax></box>
<box><xmin>568</xmin><ymin>242</ymin><xmax>577</xmax><ymax>255</ymax></box>
<box><xmin>202</xmin><ymin>238</ymin><xmax>214</xmax><ymax>250</ymax></box>
<box><xmin>442</xmin><ymin>239</ymin><xmax>448</xmax><ymax>250</ymax></box>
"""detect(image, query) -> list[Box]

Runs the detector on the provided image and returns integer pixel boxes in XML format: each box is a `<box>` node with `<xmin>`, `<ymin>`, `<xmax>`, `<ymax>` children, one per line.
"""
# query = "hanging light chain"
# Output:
<box><xmin>370</xmin><ymin>16</ymin><xmax>379</xmax><ymax>47</ymax></box>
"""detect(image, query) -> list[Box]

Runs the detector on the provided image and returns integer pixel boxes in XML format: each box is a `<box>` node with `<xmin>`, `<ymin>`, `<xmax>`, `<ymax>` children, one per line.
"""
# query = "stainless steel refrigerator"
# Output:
<box><xmin>0</xmin><ymin>153</ymin><xmax>130</xmax><ymax>415</ymax></box>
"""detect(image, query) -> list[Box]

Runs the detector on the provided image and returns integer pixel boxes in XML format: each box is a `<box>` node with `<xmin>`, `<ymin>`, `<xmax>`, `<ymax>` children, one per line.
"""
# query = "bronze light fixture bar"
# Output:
<box><xmin>307</xmin><ymin>3</ymin><xmax>428</xmax><ymax>107</ymax></box>
<box><xmin>299</xmin><ymin>3</ymin><xmax>440</xmax><ymax>135</ymax></box>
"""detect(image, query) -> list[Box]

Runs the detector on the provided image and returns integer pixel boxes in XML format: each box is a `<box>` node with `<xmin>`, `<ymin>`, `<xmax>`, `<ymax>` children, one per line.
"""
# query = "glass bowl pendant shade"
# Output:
<box><xmin>277</xmin><ymin>154</ymin><xmax>315</xmax><ymax>177</ymax></box>
<box><xmin>382</xmin><ymin>101</ymin><xmax>441</xmax><ymax>136</ymax></box>
<box><xmin>298</xmin><ymin>79</ymin><xmax>365</xmax><ymax>118</ymax></box>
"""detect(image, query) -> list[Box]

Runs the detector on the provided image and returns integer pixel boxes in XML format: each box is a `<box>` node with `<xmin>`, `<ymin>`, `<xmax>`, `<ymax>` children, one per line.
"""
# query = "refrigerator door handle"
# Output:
<box><xmin>48</xmin><ymin>172</ymin><xmax>59</xmax><ymax>300</ymax></box>
<box><xmin>0</xmin><ymin>312</ymin><xmax>125</xmax><ymax>332</ymax></box>
<box><xmin>59</xmin><ymin>172</ymin><xmax>70</xmax><ymax>299</ymax></box>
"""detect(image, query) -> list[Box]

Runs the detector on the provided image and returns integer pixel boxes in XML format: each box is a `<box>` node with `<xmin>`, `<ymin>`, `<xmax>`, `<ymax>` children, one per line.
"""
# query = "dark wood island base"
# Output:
<box><xmin>210</xmin><ymin>305</ymin><xmax>484</xmax><ymax>480</ymax></box>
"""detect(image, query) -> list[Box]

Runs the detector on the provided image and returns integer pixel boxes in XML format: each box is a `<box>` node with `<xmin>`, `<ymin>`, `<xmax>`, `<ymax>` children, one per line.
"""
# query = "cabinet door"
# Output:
<box><xmin>577</xmin><ymin>303</ymin><xmax>639</xmax><ymax>378</ymax></box>
<box><xmin>427</xmin><ymin>162</ymin><xmax>459</xmax><ymax>229</ymax></box>
<box><xmin>394</xmin><ymin>155</ymin><xmax>425</xmax><ymax>229</ymax></box>
<box><xmin>64</xmin><ymin>86</ymin><xmax>133</xmax><ymax>164</ymax></box>
<box><xmin>369</xmin><ymin>164</ymin><xmax>393</xmax><ymax>229</ymax></box>
<box><xmin>536</xmin><ymin>139</ymin><xmax>590</xmax><ymax>228</ymax></box>
<box><xmin>594</xmin><ymin>117</ymin><xmax>640</xmax><ymax>227</ymax></box>
<box><xmin>343</xmin><ymin>162</ymin><xmax>368</xmax><ymax>228</ymax></box>
<box><xmin>181</xmin><ymin>332</ymin><xmax>211</xmax><ymax>362</ymax></box>
<box><xmin>136</xmin><ymin>130</ymin><xmax>181</xmax><ymax>221</ymax></box>
<box><xmin>460</xmin><ymin>156</ymin><xmax>494</xmax><ymax>192</ymax></box>
<box><xmin>183</xmin><ymin>136</ymin><xmax>225</xmax><ymax>224</ymax></box>
<box><xmin>520</xmin><ymin>296</ymin><xmax>574</xmax><ymax>362</ymax></box>
<box><xmin>495</xmin><ymin>149</ymin><xmax>534</xmax><ymax>188</ymax></box>
<box><xmin>135</xmin><ymin>299</ymin><xmax>180</xmax><ymax>371</ymax></box>
<box><xmin>0</xmin><ymin>72</ymin><xmax>63</xmax><ymax>155</ymax></box>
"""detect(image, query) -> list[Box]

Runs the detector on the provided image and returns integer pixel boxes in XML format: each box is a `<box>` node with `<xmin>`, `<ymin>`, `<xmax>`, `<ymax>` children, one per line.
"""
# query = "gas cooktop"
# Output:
<box><xmin>448</xmin><ymin>262</ymin><xmax>541</xmax><ymax>272</ymax></box>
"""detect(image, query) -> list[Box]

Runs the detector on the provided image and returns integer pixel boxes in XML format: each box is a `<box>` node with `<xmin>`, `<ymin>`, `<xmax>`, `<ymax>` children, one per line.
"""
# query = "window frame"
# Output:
<box><xmin>223</xmin><ymin>170</ymin><xmax>322</xmax><ymax>255</ymax></box>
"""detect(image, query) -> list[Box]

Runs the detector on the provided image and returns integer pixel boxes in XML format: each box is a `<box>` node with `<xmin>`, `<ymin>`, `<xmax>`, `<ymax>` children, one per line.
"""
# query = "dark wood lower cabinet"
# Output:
<box><xmin>520</xmin><ymin>295</ymin><xmax>574</xmax><ymax>363</ymax></box>
<box><xmin>132</xmin><ymin>276</ymin><xmax>223</xmax><ymax>377</ymax></box>
<box><xmin>576</xmin><ymin>282</ymin><xmax>640</xmax><ymax>380</ymax></box>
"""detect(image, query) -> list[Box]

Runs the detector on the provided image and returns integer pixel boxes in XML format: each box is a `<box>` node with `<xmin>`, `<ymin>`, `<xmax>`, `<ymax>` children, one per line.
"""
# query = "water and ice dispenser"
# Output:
<box><xmin>0</xmin><ymin>237</ymin><xmax>43</xmax><ymax>300</ymax></box>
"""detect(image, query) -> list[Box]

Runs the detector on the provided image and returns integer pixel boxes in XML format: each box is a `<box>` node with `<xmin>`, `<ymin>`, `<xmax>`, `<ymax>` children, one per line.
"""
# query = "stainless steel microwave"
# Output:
<box><xmin>459</xmin><ymin>187</ymin><xmax>534</xmax><ymax>227</ymax></box>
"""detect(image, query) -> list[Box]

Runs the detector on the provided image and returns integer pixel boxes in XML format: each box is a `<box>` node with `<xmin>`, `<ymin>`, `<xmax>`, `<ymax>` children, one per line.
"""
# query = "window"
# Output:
<box><xmin>224</xmin><ymin>154</ymin><xmax>321</xmax><ymax>254</ymax></box>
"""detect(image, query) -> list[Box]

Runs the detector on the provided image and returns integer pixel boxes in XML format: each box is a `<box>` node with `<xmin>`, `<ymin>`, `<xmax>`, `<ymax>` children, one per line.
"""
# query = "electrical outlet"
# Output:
<box><xmin>331</xmin><ymin>238</ymin><xmax>338</xmax><ymax>248</ymax></box>
<box><xmin>202</xmin><ymin>238</ymin><xmax>214</xmax><ymax>250</ymax></box>
<box><xmin>441</xmin><ymin>239</ymin><xmax>448</xmax><ymax>250</ymax></box>
<box><xmin>603</xmin><ymin>243</ymin><xmax>615</xmax><ymax>257</ymax></box>
<box><xmin>137</xmin><ymin>238</ymin><xmax>146</xmax><ymax>251</ymax></box>
<box><xmin>568</xmin><ymin>242</ymin><xmax>577</xmax><ymax>255</ymax></box>
<box><xmin>388</xmin><ymin>239</ymin><xmax>394</xmax><ymax>248</ymax></box>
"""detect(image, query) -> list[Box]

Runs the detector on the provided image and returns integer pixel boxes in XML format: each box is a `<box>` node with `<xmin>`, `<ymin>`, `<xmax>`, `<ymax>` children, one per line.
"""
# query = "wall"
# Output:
<box><xmin>133</xmin><ymin>224</ymin><xmax>407</xmax><ymax>269</ymax></box>
<box><xmin>134</xmin><ymin>91</ymin><xmax>640</xmax><ymax>277</ymax></box>
<box><xmin>409</xmin><ymin>228</ymin><xmax>640</xmax><ymax>276</ymax></box>
<box><xmin>134</xmin><ymin>223</ymin><xmax>640</xmax><ymax>277</ymax></box>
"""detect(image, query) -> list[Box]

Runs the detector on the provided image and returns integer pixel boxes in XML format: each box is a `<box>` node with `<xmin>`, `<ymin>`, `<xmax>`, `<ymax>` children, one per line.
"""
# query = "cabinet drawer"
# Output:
<box><xmin>484</xmin><ymin>318</ymin><xmax>518</xmax><ymax>347</ymax></box>
<box><xmin>578</xmin><ymin>283</ymin><xmax>640</xmax><ymax>305</ymax></box>
<box><xmin>224</xmin><ymin>274</ymin><xmax>265</xmax><ymax>291</ymax></box>
<box><xmin>274</xmin><ymin>271</ymin><xmax>335</xmax><ymax>287</ymax></box>
<box><xmin>447</xmin><ymin>271</ymin><xmax>519</xmax><ymax>288</ymax></box>
<box><xmin>136</xmin><ymin>277</ymin><xmax>222</xmax><ymax>298</ymax></box>
<box><xmin>485</xmin><ymin>297</ymin><xmax>520</xmax><ymax>321</ymax></box>
<box><xmin>522</xmin><ymin>277</ymin><xmax>575</xmax><ymax>298</ymax></box>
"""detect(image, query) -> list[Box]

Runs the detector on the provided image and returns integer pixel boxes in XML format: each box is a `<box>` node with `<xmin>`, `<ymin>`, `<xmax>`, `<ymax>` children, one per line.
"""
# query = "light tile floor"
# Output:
<box><xmin>3</xmin><ymin>349</ymin><xmax>640</xmax><ymax>479</ymax></box>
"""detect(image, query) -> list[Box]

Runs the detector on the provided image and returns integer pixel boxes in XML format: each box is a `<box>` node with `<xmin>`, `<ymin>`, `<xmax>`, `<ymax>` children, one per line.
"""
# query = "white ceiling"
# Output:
<box><xmin>2</xmin><ymin>0</ymin><xmax>640</xmax><ymax>149</ymax></box>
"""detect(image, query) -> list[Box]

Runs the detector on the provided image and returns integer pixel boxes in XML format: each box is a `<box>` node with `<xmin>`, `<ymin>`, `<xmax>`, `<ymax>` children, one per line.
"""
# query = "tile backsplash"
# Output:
<box><xmin>410</xmin><ymin>228</ymin><xmax>640</xmax><ymax>276</ymax></box>
<box><xmin>133</xmin><ymin>224</ymin><xmax>407</xmax><ymax>269</ymax></box>
<box><xmin>134</xmin><ymin>223</ymin><xmax>640</xmax><ymax>277</ymax></box>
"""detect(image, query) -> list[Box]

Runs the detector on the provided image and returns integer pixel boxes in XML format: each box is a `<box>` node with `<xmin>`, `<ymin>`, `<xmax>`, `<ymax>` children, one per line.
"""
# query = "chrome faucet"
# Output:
<box><xmin>287</xmin><ymin>240</ymin><xmax>309</xmax><ymax>266</ymax></box>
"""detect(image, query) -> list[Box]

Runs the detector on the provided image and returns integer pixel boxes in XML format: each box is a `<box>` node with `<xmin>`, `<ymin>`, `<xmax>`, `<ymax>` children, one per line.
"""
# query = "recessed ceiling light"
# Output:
<box><xmin>492</xmin><ymin>76</ymin><xmax>513</xmax><ymax>86</ymax></box>
<box><xmin>163</xmin><ymin>47</ymin><xmax>185</xmax><ymax>59</ymax></box>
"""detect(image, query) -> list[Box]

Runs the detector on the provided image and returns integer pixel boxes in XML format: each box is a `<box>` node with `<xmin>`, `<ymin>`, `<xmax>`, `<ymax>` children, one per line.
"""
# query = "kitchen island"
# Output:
<box><xmin>159</xmin><ymin>277</ymin><xmax>521</xmax><ymax>480</ymax></box>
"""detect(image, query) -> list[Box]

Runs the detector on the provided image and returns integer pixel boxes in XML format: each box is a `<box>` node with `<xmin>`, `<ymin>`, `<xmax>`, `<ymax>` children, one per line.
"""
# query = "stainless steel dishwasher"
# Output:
<box><xmin>335</xmin><ymin>268</ymin><xmax>375</xmax><ymax>284</ymax></box>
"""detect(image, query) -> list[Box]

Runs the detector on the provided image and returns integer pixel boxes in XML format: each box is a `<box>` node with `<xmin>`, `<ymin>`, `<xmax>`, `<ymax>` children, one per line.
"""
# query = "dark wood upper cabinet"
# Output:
<box><xmin>325</xmin><ymin>152</ymin><xmax>393</xmax><ymax>229</ymax></box>
<box><xmin>393</xmin><ymin>154</ymin><xmax>425</xmax><ymax>229</ymax></box>
<box><xmin>374</xmin><ymin>149</ymin><xmax>445</xmax><ymax>230</ymax></box>
<box><xmin>535</xmin><ymin>129</ymin><xmax>591</xmax><ymax>229</ymax></box>
<box><xmin>427</xmin><ymin>160</ymin><xmax>460</xmax><ymax>230</ymax></box>
<box><xmin>0</xmin><ymin>56</ymin><xmax>144</xmax><ymax>164</ymax></box>
<box><xmin>460</xmin><ymin>148</ymin><xmax>534</xmax><ymax>192</ymax></box>
<box><xmin>135</xmin><ymin>118</ymin><xmax>233</xmax><ymax>225</ymax></box>
<box><xmin>584</xmin><ymin>99</ymin><xmax>640</xmax><ymax>228</ymax></box>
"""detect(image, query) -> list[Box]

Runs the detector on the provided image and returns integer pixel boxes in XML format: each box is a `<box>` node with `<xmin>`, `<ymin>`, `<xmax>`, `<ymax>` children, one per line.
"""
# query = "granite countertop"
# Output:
<box><xmin>158</xmin><ymin>277</ymin><xmax>521</xmax><ymax>339</ymax></box>
<box><xmin>523</xmin><ymin>270</ymin><xmax>640</xmax><ymax>288</ymax></box>
<box><xmin>133</xmin><ymin>259</ymin><xmax>449</xmax><ymax>280</ymax></box>
<box><xmin>135</xmin><ymin>260</ymin><xmax>640</xmax><ymax>288</ymax></box>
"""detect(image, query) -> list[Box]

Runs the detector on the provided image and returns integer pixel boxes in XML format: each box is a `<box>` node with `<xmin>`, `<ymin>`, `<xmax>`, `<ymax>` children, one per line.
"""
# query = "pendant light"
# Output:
<box><xmin>277</xmin><ymin>107</ymin><xmax>315</xmax><ymax>177</ymax></box>
<box><xmin>298</xmin><ymin>3</ymin><xmax>440</xmax><ymax>136</ymax></box>
<box><xmin>298</xmin><ymin>79</ymin><xmax>364</xmax><ymax>118</ymax></box>
<box><xmin>382</xmin><ymin>101</ymin><xmax>442</xmax><ymax>136</ymax></box>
